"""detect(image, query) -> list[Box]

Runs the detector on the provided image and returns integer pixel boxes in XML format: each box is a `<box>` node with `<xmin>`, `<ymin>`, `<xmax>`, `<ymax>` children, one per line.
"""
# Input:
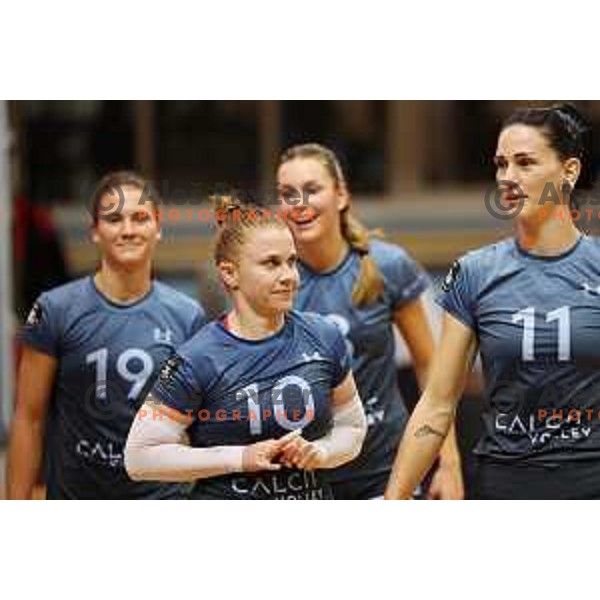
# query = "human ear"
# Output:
<box><xmin>218</xmin><ymin>260</ymin><xmax>239</xmax><ymax>290</ymax></box>
<box><xmin>90</xmin><ymin>226</ymin><xmax>100</xmax><ymax>245</ymax></box>
<box><xmin>563</xmin><ymin>157</ymin><xmax>581</xmax><ymax>188</ymax></box>
<box><xmin>336</xmin><ymin>181</ymin><xmax>350</xmax><ymax>212</ymax></box>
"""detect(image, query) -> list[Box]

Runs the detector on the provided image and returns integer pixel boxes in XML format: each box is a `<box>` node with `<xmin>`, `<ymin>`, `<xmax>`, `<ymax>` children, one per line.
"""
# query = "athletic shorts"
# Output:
<box><xmin>474</xmin><ymin>457</ymin><xmax>600</xmax><ymax>499</ymax></box>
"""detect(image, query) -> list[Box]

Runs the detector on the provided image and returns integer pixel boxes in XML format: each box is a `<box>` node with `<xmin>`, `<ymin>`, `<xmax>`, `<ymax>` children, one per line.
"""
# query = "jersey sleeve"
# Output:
<box><xmin>151</xmin><ymin>353</ymin><xmax>204</xmax><ymax>419</ymax></box>
<box><xmin>435</xmin><ymin>257</ymin><xmax>477</xmax><ymax>330</ymax></box>
<box><xmin>305</xmin><ymin>313</ymin><xmax>352</xmax><ymax>388</ymax></box>
<box><xmin>378</xmin><ymin>244</ymin><xmax>430</xmax><ymax>310</ymax></box>
<box><xmin>189</xmin><ymin>304</ymin><xmax>208</xmax><ymax>337</ymax></box>
<box><xmin>19</xmin><ymin>294</ymin><xmax>62</xmax><ymax>357</ymax></box>
<box><xmin>330</xmin><ymin>325</ymin><xmax>352</xmax><ymax>387</ymax></box>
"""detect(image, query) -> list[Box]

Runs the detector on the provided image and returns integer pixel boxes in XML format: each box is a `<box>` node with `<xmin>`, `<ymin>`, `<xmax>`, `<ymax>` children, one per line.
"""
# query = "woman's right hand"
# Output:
<box><xmin>242</xmin><ymin>430</ymin><xmax>301</xmax><ymax>472</ymax></box>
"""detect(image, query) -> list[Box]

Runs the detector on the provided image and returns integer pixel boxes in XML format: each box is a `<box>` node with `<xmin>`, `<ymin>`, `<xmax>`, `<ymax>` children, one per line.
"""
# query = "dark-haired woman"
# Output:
<box><xmin>385</xmin><ymin>103</ymin><xmax>600</xmax><ymax>500</ymax></box>
<box><xmin>7</xmin><ymin>172</ymin><xmax>206</xmax><ymax>499</ymax></box>
<box><xmin>277</xmin><ymin>143</ymin><xmax>464</xmax><ymax>499</ymax></box>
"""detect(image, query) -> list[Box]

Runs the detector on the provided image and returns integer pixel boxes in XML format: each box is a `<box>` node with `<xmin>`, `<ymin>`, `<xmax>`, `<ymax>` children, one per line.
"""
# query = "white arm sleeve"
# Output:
<box><xmin>312</xmin><ymin>391</ymin><xmax>367</xmax><ymax>469</ymax></box>
<box><xmin>124</xmin><ymin>402</ymin><xmax>244</xmax><ymax>482</ymax></box>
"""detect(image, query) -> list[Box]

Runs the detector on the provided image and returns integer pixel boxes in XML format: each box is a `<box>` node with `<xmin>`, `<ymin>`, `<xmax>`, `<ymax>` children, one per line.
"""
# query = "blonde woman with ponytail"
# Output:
<box><xmin>277</xmin><ymin>143</ymin><xmax>463</xmax><ymax>499</ymax></box>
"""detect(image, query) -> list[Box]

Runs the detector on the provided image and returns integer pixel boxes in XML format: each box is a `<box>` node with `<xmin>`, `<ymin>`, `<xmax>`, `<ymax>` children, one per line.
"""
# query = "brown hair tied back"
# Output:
<box><xmin>210</xmin><ymin>194</ymin><xmax>289</xmax><ymax>268</ymax></box>
<box><xmin>279</xmin><ymin>143</ymin><xmax>384</xmax><ymax>306</ymax></box>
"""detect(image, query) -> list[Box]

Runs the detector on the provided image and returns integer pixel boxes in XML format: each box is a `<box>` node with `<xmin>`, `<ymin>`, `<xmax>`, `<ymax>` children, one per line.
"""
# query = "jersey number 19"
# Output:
<box><xmin>86</xmin><ymin>348</ymin><xmax>154</xmax><ymax>401</ymax></box>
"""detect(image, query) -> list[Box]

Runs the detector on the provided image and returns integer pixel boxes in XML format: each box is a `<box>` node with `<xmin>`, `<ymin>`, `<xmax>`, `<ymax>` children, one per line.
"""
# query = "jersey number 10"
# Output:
<box><xmin>512</xmin><ymin>306</ymin><xmax>571</xmax><ymax>362</ymax></box>
<box><xmin>238</xmin><ymin>375</ymin><xmax>316</xmax><ymax>436</ymax></box>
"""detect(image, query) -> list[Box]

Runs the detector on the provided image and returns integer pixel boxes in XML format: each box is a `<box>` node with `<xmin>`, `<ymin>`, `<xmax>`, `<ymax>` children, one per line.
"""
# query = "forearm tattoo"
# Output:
<box><xmin>414</xmin><ymin>424</ymin><xmax>445</xmax><ymax>439</ymax></box>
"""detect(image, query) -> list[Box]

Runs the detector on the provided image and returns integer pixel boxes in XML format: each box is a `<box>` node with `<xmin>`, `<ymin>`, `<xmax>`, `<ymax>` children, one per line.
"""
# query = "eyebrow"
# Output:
<box><xmin>495</xmin><ymin>152</ymin><xmax>536</xmax><ymax>160</ymax></box>
<box><xmin>280</xmin><ymin>180</ymin><xmax>319</xmax><ymax>188</ymax></box>
<box><xmin>122</xmin><ymin>209</ymin><xmax>152</xmax><ymax>217</ymax></box>
<box><xmin>260</xmin><ymin>252</ymin><xmax>297</xmax><ymax>261</ymax></box>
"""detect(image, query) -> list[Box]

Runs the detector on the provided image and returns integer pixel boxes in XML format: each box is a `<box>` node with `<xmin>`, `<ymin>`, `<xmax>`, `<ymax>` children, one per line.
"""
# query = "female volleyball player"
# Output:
<box><xmin>7</xmin><ymin>172</ymin><xmax>206</xmax><ymax>499</ymax></box>
<box><xmin>124</xmin><ymin>203</ymin><xmax>367</xmax><ymax>500</ymax></box>
<box><xmin>385</xmin><ymin>103</ymin><xmax>600</xmax><ymax>499</ymax></box>
<box><xmin>276</xmin><ymin>143</ymin><xmax>463</xmax><ymax>499</ymax></box>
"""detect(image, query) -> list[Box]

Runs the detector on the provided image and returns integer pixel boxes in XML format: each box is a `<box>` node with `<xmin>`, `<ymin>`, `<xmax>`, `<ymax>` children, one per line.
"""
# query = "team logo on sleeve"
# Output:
<box><xmin>441</xmin><ymin>260</ymin><xmax>461</xmax><ymax>292</ymax></box>
<box><xmin>154</xmin><ymin>327</ymin><xmax>173</xmax><ymax>344</ymax></box>
<box><xmin>581</xmin><ymin>282</ymin><xmax>600</xmax><ymax>296</ymax></box>
<box><xmin>159</xmin><ymin>355</ymin><xmax>184</xmax><ymax>385</ymax></box>
<box><xmin>26</xmin><ymin>302</ymin><xmax>43</xmax><ymax>326</ymax></box>
<box><xmin>302</xmin><ymin>351</ymin><xmax>324</xmax><ymax>362</ymax></box>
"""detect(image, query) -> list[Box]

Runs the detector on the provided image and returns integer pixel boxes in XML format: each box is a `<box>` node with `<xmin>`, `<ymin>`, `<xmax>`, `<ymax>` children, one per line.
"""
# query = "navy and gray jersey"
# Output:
<box><xmin>20</xmin><ymin>276</ymin><xmax>206</xmax><ymax>499</ymax></box>
<box><xmin>151</xmin><ymin>310</ymin><xmax>351</xmax><ymax>500</ymax></box>
<box><xmin>438</xmin><ymin>235</ymin><xmax>600</xmax><ymax>466</ymax></box>
<box><xmin>294</xmin><ymin>240</ymin><xmax>430</xmax><ymax>497</ymax></box>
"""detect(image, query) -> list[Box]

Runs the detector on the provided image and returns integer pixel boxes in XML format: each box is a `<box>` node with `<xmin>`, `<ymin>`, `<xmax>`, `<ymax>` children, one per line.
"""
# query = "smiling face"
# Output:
<box><xmin>219</xmin><ymin>225</ymin><xmax>299</xmax><ymax>318</ymax></box>
<box><xmin>494</xmin><ymin>124</ymin><xmax>580</xmax><ymax>223</ymax></box>
<box><xmin>277</xmin><ymin>157</ymin><xmax>348</xmax><ymax>246</ymax></box>
<box><xmin>91</xmin><ymin>185</ymin><xmax>161</xmax><ymax>269</ymax></box>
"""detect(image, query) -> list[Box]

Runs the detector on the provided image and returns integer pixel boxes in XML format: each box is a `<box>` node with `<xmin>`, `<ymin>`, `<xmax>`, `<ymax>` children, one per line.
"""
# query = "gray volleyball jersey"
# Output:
<box><xmin>21</xmin><ymin>276</ymin><xmax>206</xmax><ymax>499</ymax></box>
<box><xmin>438</xmin><ymin>235</ymin><xmax>600</xmax><ymax>464</ymax></box>
<box><xmin>152</xmin><ymin>310</ymin><xmax>351</xmax><ymax>500</ymax></box>
<box><xmin>295</xmin><ymin>240</ymin><xmax>430</xmax><ymax>488</ymax></box>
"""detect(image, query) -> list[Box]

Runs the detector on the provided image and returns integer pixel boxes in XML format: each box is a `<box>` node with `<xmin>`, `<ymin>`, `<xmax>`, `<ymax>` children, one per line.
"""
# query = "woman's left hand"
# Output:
<box><xmin>277</xmin><ymin>432</ymin><xmax>325</xmax><ymax>470</ymax></box>
<box><xmin>426</xmin><ymin>461</ymin><xmax>464</xmax><ymax>500</ymax></box>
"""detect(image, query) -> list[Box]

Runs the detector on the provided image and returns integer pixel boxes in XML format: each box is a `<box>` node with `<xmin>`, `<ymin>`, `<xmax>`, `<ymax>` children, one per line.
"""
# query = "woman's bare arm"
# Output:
<box><xmin>7</xmin><ymin>346</ymin><xmax>57</xmax><ymax>499</ymax></box>
<box><xmin>385</xmin><ymin>312</ymin><xmax>477</xmax><ymax>499</ymax></box>
<box><xmin>394</xmin><ymin>297</ymin><xmax>464</xmax><ymax>499</ymax></box>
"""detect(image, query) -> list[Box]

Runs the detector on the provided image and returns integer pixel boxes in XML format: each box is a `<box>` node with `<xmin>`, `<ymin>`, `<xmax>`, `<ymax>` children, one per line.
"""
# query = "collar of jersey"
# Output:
<box><xmin>215</xmin><ymin>311</ymin><xmax>291</xmax><ymax>345</ymax></box>
<box><xmin>89</xmin><ymin>275</ymin><xmax>156</xmax><ymax>310</ymax></box>
<box><xmin>514</xmin><ymin>233</ymin><xmax>585</xmax><ymax>263</ymax></box>
<box><xmin>299</xmin><ymin>247</ymin><xmax>354</xmax><ymax>277</ymax></box>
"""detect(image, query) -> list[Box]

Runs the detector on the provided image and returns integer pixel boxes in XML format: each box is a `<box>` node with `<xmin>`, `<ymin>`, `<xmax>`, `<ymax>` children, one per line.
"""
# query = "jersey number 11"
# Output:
<box><xmin>512</xmin><ymin>306</ymin><xmax>571</xmax><ymax>362</ymax></box>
